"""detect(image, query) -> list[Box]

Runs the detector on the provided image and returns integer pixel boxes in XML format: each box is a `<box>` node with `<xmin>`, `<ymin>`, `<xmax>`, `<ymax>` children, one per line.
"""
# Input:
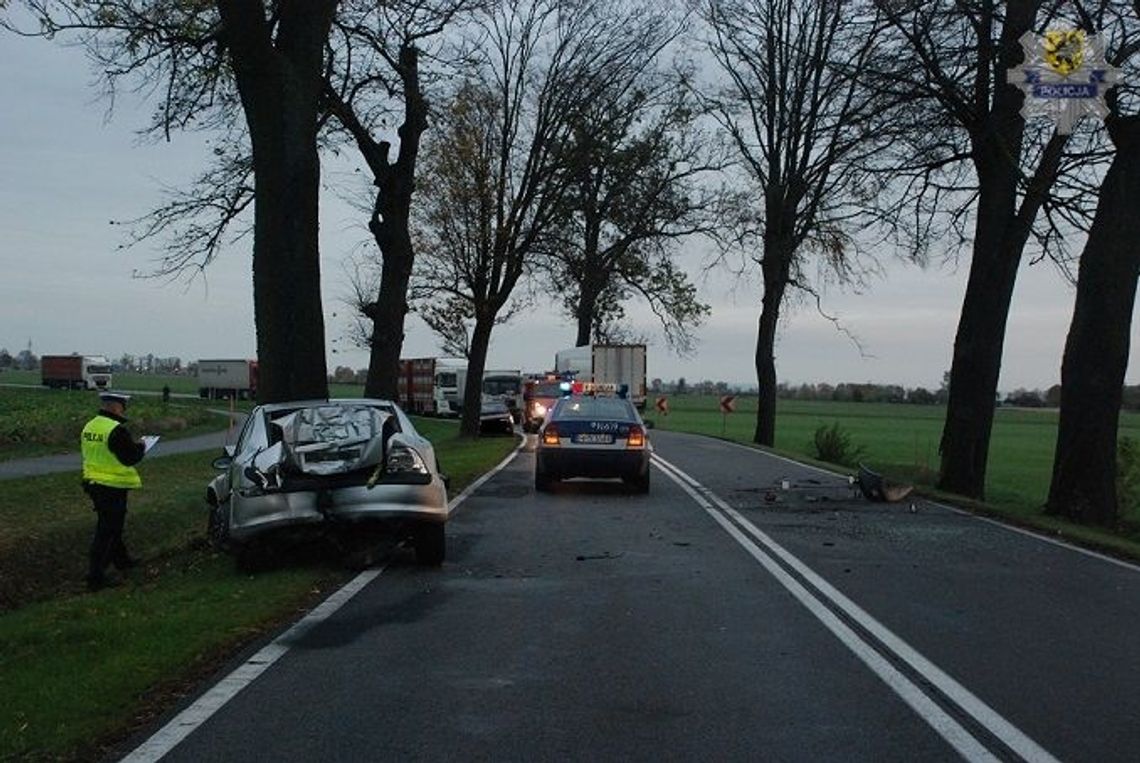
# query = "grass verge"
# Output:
<box><xmin>0</xmin><ymin>426</ymin><xmax>518</xmax><ymax>762</ymax></box>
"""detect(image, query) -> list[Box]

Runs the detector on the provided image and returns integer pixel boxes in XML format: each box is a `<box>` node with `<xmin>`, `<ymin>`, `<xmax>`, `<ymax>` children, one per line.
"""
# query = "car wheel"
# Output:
<box><xmin>414</xmin><ymin>523</ymin><xmax>445</xmax><ymax>566</ymax></box>
<box><xmin>535</xmin><ymin>468</ymin><xmax>554</xmax><ymax>492</ymax></box>
<box><xmin>206</xmin><ymin>500</ymin><xmax>230</xmax><ymax>549</ymax></box>
<box><xmin>626</xmin><ymin>472</ymin><xmax>650</xmax><ymax>494</ymax></box>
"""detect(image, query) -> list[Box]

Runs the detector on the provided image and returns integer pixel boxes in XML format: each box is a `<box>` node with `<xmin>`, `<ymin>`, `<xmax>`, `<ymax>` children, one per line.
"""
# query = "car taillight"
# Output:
<box><xmin>542</xmin><ymin>425</ymin><xmax>560</xmax><ymax>446</ymax></box>
<box><xmin>627</xmin><ymin>425</ymin><xmax>645</xmax><ymax>448</ymax></box>
<box><xmin>386</xmin><ymin>443</ymin><xmax>429</xmax><ymax>475</ymax></box>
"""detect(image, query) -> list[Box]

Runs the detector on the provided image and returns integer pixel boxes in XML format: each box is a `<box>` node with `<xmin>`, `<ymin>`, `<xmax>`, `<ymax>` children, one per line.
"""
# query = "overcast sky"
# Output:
<box><xmin>3</xmin><ymin>30</ymin><xmax>1137</xmax><ymax>394</ymax></box>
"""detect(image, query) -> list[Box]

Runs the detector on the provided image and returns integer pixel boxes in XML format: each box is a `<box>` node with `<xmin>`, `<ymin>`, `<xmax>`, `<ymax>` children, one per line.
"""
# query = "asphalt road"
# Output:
<box><xmin>115</xmin><ymin>430</ymin><xmax>1140</xmax><ymax>762</ymax></box>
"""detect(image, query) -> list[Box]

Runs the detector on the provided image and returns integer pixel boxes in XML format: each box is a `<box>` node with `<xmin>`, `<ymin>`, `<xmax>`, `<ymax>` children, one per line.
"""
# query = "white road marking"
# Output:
<box><xmin>703</xmin><ymin>434</ymin><xmax>1140</xmax><ymax>573</ymax></box>
<box><xmin>652</xmin><ymin>453</ymin><xmax>1060</xmax><ymax>763</ymax></box>
<box><xmin>120</xmin><ymin>439</ymin><xmax>525</xmax><ymax>763</ymax></box>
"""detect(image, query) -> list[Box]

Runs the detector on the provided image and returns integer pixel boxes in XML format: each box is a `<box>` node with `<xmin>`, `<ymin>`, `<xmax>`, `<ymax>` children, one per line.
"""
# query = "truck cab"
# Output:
<box><xmin>482</xmin><ymin>369</ymin><xmax>523</xmax><ymax>422</ymax></box>
<box><xmin>433</xmin><ymin>359</ymin><xmax>468</xmax><ymax>416</ymax></box>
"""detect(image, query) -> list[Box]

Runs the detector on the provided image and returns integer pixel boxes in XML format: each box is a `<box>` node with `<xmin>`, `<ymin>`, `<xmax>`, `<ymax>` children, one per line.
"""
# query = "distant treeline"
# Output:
<box><xmin>651</xmin><ymin>378</ymin><xmax>1140</xmax><ymax>412</ymax></box>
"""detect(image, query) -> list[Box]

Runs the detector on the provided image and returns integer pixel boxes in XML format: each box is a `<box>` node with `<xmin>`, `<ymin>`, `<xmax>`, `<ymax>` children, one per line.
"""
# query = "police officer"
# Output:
<box><xmin>81</xmin><ymin>391</ymin><xmax>146</xmax><ymax>591</ymax></box>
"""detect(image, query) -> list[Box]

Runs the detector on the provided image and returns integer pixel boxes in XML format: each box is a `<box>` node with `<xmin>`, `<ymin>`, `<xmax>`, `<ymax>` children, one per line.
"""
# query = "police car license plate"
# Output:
<box><xmin>574</xmin><ymin>433</ymin><xmax>613</xmax><ymax>444</ymax></box>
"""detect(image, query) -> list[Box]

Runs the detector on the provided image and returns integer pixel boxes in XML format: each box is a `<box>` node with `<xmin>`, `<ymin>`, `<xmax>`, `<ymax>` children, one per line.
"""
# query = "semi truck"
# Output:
<box><xmin>554</xmin><ymin>343</ymin><xmax>647</xmax><ymax>409</ymax></box>
<box><xmin>397</xmin><ymin>357</ymin><xmax>468</xmax><ymax>416</ymax></box>
<box><xmin>41</xmin><ymin>354</ymin><xmax>113</xmax><ymax>390</ymax></box>
<box><xmin>196</xmin><ymin>359</ymin><xmax>259</xmax><ymax>400</ymax></box>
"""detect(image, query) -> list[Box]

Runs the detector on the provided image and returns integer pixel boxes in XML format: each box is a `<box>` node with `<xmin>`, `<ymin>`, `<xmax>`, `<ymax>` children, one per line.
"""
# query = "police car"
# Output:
<box><xmin>534</xmin><ymin>383</ymin><xmax>651</xmax><ymax>493</ymax></box>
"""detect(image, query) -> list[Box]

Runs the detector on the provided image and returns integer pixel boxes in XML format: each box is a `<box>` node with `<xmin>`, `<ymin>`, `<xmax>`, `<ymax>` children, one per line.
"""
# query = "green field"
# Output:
<box><xmin>0</xmin><ymin>386</ymin><xmax>230</xmax><ymax>461</ymax></box>
<box><xmin>0</xmin><ymin>373</ymin><xmax>371</xmax><ymax>462</ymax></box>
<box><xmin>0</xmin><ymin>368</ymin><xmax>365</xmax><ymax>398</ymax></box>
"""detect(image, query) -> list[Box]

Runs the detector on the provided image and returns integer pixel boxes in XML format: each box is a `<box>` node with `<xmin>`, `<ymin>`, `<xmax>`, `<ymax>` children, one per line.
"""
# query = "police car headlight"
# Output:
<box><xmin>386</xmin><ymin>443</ymin><xmax>429</xmax><ymax>475</ymax></box>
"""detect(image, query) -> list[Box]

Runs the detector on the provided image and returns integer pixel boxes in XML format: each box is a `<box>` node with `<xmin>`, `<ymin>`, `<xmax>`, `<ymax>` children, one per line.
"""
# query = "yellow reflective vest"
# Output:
<box><xmin>81</xmin><ymin>415</ymin><xmax>142</xmax><ymax>489</ymax></box>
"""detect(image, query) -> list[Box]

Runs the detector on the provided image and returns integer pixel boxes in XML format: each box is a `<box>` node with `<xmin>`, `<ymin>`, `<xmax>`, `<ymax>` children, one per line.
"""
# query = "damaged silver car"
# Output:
<box><xmin>206</xmin><ymin>399</ymin><xmax>450</xmax><ymax>566</ymax></box>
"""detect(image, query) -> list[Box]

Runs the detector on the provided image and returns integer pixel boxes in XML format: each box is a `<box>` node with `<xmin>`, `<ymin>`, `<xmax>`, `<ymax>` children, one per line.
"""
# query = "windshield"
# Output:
<box><xmin>86</xmin><ymin>365</ymin><xmax>112</xmax><ymax>374</ymax></box>
<box><xmin>484</xmin><ymin>377</ymin><xmax>520</xmax><ymax>396</ymax></box>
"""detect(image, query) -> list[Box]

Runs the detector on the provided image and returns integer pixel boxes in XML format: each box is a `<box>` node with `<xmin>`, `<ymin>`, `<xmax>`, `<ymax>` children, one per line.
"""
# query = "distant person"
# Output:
<box><xmin>162</xmin><ymin>385</ymin><xmax>171</xmax><ymax>404</ymax></box>
<box><xmin>81</xmin><ymin>391</ymin><xmax>146</xmax><ymax>591</ymax></box>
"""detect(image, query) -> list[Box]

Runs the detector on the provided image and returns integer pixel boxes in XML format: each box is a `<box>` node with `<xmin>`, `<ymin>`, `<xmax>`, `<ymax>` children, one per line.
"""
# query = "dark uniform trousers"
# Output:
<box><xmin>85</xmin><ymin>482</ymin><xmax>133</xmax><ymax>582</ymax></box>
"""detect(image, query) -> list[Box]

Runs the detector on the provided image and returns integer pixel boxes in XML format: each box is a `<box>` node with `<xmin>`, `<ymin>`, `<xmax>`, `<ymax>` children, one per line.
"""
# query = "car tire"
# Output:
<box><xmin>626</xmin><ymin>472</ymin><xmax>650</xmax><ymax>494</ymax></box>
<box><xmin>535</xmin><ymin>468</ymin><xmax>554</xmax><ymax>492</ymax></box>
<box><xmin>206</xmin><ymin>500</ymin><xmax>230</xmax><ymax>549</ymax></box>
<box><xmin>414</xmin><ymin>523</ymin><xmax>445</xmax><ymax>566</ymax></box>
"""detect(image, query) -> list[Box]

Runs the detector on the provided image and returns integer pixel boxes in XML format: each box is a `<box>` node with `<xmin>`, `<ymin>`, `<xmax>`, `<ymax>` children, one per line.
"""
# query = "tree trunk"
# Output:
<box><xmin>753</xmin><ymin>239</ymin><xmax>791</xmax><ymax>447</ymax></box>
<box><xmin>937</xmin><ymin>193</ymin><xmax>1021</xmax><ymax>498</ymax></box>
<box><xmin>574</xmin><ymin>264</ymin><xmax>605</xmax><ymax>347</ymax></box>
<box><xmin>363</xmin><ymin>44</ymin><xmax>428</xmax><ymax>400</ymax></box>
<box><xmin>574</xmin><ymin>199</ymin><xmax>604</xmax><ymax>347</ymax></box>
<box><xmin>218</xmin><ymin>0</ymin><xmax>337</xmax><ymax>404</ymax></box>
<box><xmin>363</xmin><ymin>235</ymin><xmax>413</xmax><ymax>400</ymax></box>
<box><xmin>936</xmin><ymin>0</ymin><xmax>1039</xmax><ymax>499</ymax></box>
<box><xmin>460</xmin><ymin>316</ymin><xmax>494</xmax><ymax>437</ymax></box>
<box><xmin>1046</xmin><ymin>117</ymin><xmax>1140</xmax><ymax>526</ymax></box>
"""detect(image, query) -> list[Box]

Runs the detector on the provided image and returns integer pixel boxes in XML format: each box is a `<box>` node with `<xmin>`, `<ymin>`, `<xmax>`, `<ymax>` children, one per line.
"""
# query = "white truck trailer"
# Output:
<box><xmin>554</xmin><ymin>343</ymin><xmax>647</xmax><ymax>409</ymax></box>
<box><xmin>196</xmin><ymin>359</ymin><xmax>259</xmax><ymax>400</ymax></box>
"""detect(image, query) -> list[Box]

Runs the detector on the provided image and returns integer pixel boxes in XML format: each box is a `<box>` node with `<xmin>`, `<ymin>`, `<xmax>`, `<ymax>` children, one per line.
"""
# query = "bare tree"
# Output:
<box><xmin>870</xmin><ymin>0</ymin><xmax>1111</xmax><ymax>499</ymax></box>
<box><xmin>541</xmin><ymin>20</ymin><xmax>720</xmax><ymax>353</ymax></box>
<box><xmin>413</xmin><ymin>0</ymin><xmax>667</xmax><ymax>436</ymax></box>
<box><xmin>1047</xmin><ymin>1</ymin><xmax>1140</xmax><ymax>525</ymax></box>
<box><xmin>701</xmin><ymin>0</ymin><xmax>894</xmax><ymax>446</ymax></box>
<box><xmin>324</xmin><ymin>0</ymin><xmax>481</xmax><ymax>399</ymax></box>
<box><xmin>418</xmin><ymin>294</ymin><xmax>476</xmax><ymax>358</ymax></box>
<box><xmin>7</xmin><ymin>0</ymin><xmax>337</xmax><ymax>402</ymax></box>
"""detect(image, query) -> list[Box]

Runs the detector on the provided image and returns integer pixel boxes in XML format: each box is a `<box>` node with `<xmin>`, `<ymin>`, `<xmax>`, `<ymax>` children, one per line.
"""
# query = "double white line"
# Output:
<box><xmin>651</xmin><ymin>453</ymin><xmax>1060</xmax><ymax>763</ymax></box>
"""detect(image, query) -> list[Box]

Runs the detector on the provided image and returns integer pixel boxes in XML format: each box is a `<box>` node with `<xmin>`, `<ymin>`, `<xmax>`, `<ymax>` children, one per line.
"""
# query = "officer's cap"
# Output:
<box><xmin>98</xmin><ymin>391</ymin><xmax>132</xmax><ymax>406</ymax></box>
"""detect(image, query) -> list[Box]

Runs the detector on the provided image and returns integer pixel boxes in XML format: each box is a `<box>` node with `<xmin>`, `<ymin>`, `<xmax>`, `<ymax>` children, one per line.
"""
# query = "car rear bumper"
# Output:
<box><xmin>536</xmin><ymin>448</ymin><xmax>649</xmax><ymax>480</ymax></box>
<box><xmin>229</xmin><ymin>480</ymin><xmax>449</xmax><ymax>543</ymax></box>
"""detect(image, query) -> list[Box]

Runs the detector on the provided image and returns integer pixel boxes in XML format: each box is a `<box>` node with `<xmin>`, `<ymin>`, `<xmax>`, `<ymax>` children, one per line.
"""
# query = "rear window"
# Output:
<box><xmin>552</xmin><ymin>397</ymin><xmax>636</xmax><ymax>421</ymax></box>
